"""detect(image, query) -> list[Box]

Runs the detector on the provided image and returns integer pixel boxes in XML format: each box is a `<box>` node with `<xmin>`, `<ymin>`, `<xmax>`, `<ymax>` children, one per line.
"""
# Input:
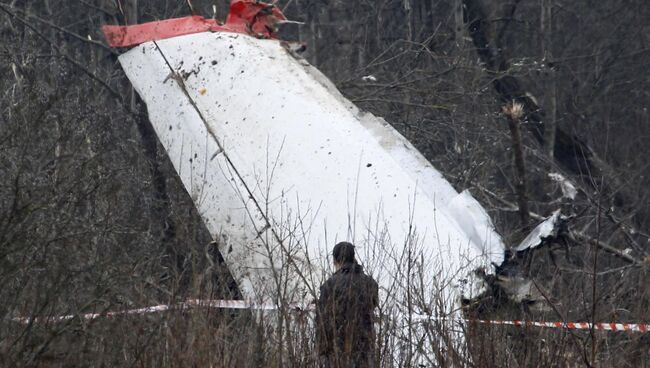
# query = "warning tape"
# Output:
<box><xmin>10</xmin><ymin>299</ymin><xmax>311</xmax><ymax>324</ymax></box>
<box><xmin>468</xmin><ymin>319</ymin><xmax>649</xmax><ymax>332</ymax></box>
<box><xmin>11</xmin><ymin>299</ymin><xmax>650</xmax><ymax>333</ymax></box>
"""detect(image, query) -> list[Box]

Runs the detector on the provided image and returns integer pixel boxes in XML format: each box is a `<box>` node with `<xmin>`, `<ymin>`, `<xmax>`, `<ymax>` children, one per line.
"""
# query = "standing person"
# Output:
<box><xmin>316</xmin><ymin>241</ymin><xmax>379</xmax><ymax>368</ymax></box>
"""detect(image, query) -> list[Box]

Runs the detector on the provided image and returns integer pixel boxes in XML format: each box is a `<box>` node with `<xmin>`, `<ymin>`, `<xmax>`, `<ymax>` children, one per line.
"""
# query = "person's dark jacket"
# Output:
<box><xmin>316</xmin><ymin>262</ymin><xmax>379</xmax><ymax>367</ymax></box>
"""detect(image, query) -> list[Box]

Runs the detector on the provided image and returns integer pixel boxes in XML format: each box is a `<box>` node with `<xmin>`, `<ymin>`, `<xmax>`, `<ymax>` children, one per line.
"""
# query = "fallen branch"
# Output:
<box><xmin>568</xmin><ymin>230</ymin><xmax>640</xmax><ymax>265</ymax></box>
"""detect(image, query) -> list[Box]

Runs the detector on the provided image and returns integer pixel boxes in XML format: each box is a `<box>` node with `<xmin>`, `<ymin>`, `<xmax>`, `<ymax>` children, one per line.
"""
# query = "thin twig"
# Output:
<box><xmin>2</xmin><ymin>4</ymin><xmax>114</xmax><ymax>52</ymax></box>
<box><xmin>0</xmin><ymin>4</ymin><xmax>141</xmax><ymax>119</ymax></box>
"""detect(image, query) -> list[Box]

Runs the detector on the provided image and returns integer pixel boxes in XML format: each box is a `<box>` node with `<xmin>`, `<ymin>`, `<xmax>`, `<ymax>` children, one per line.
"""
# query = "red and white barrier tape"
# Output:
<box><xmin>11</xmin><ymin>299</ymin><xmax>649</xmax><ymax>333</ymax></box>
<box><xmin>10</xmin><ymin>299</ymin><xmax>311</xmax><ymax>324</ymax></box>
<box><xmin>469</xmin><ymin>319</ymin><xmax>649</xmax><ymax>332</ymax></box>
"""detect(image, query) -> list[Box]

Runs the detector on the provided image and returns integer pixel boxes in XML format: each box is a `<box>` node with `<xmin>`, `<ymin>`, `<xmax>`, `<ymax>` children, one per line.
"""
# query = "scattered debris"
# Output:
<box><xmin>515</xmin><ymin>209</ymin><xmax>562</xmax><ymax>252</ymax></box>
<box><xmin>495</xmin><ymin>275</ymin><xmax>550</xmax><ymax>311</ymax></box>
<box><xmin>548</xmin><ymin>172</ymin><xmax>577</xmax><ymax>200</ymax></box>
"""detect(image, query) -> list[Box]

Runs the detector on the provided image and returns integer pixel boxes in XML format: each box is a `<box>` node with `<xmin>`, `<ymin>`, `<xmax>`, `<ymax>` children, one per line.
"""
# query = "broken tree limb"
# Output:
<box><xmin>503</xmin><ymin>102</ymin><xmax>530</xmax><ymax>230</ymax></box>
<box><xmin>567</xmin><ymin>231</ymin><xmax>640</xmax><ymax>265</ymax></box>
<box><xmin>460</xmin><ymin>0</ymin><xmax>627</xmax><ymax>202</ymax></box>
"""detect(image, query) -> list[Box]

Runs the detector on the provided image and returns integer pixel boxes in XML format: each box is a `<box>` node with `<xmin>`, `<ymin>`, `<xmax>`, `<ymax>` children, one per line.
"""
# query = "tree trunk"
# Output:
<box><xmin>461</xmin><ymin>0</ymin><xmax>624</xmax><ymax>198</ymax></box>
<box><xmin>541</xmin><ymin>0</ymin><xmax>556</xmax><ymax>160</ymax></box>
<box><xmin>454</xmin><ymin>0</ymin><xmax>464</xmax><ymax>45</ymax></box>
<box><xmin>506</xmin><ymin>110</ymin><xmax>529</xmax><ymax>230</ymax></box>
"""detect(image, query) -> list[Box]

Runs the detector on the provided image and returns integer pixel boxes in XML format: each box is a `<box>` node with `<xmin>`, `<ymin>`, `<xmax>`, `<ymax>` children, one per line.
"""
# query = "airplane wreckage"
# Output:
<box><xmin>103</xmin><ymin>0</ymin><xmax>557</xmax><ymax>318</ymax></box>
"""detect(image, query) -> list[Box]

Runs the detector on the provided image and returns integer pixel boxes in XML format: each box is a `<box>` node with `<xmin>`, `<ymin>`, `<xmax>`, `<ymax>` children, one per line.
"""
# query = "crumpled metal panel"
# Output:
<box><xmin>102</xmin><ymin>0</ymin><xmax>286</xmax><ymax>48</ymax></box>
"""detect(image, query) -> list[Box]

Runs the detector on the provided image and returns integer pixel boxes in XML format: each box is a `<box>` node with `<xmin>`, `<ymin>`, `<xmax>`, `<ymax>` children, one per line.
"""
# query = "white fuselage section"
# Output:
<box><xmin>119</xmin><ymin>32</ymin><xmax>504</xmax><ymax>310</ymax></box>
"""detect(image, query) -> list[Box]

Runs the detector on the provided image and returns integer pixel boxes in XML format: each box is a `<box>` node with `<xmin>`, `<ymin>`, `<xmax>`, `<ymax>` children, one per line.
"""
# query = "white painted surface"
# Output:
<box><xmin>548</xmin><ymin>172</ymin><xmax>577</xmax><ymax>200</ymax></box>
<box><xmin>516</xmin><ymin>209</ymin><xmax>561</xmax><ymax>252</ymax></box>
<box><xmin>119</xmin><ymin>32</ymin><xmax>504</xmax><ymax>309</ymax></box>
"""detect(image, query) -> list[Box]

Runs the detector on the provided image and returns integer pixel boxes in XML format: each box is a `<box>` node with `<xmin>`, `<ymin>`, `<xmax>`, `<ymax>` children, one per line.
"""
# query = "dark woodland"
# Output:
<box><xmin>1</xmin><ymin>0</ymin><xmax>650</xmax><ymax>366</ymax></box>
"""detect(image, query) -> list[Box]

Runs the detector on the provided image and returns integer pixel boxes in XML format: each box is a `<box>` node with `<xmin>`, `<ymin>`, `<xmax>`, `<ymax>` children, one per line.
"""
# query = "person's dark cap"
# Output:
<box><xmin>333</xmin><ymin>241</ymin><xmax>355</xmax><ymax>264</ymax></box>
